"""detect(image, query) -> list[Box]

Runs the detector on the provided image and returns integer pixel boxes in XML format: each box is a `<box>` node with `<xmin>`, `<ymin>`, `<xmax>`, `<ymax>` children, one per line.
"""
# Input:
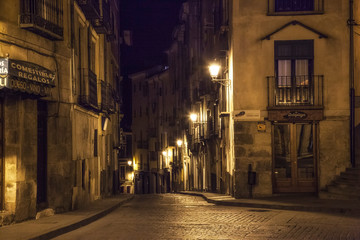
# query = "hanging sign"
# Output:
<box><xmin>0</xmin><ymin>58</ymin><xmax>8</xmax><ymax>89</ymax></box>
<box><xmin>0</xmin><ymin>58</ymin><xmax>55</xmax><ymax>96</ymax></box>
<box><xmin>8</xmin><ymin>59</ymin><xmax>55</xmax><ymax>86</ymax></box>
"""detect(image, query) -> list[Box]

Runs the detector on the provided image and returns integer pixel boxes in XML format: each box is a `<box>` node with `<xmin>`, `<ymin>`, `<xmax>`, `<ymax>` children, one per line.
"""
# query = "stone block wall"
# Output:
<box><xmin>4</xmin><ymin>96</ymin><xmax>38</xmax><ymax>221</ymax></box>
<box><xmin>233</xmin><ymin>121</ymin><xmax>272</xmax><ymax>198</ymax></box>
<box><xmin>47</xmin><ymin>102</ymin><xmax>73</xmax><ymax>213</ymax></box>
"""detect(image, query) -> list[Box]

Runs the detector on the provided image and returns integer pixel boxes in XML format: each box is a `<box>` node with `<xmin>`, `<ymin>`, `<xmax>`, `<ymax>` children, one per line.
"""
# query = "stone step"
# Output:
<box><xmin>327</xmin><ymin>185</ymin><xmax>360</xmax><ymax>197</ymax></box>
<box><xmin>319</xmin><ymin>191</ymin><xmax>360</xmax><ymax>201</ymax></box>
<box><xmin>345</xmin><ymin>167</ymin><xmax>360</xmax><ymax>173</ymax></box>
<box><xmin>334</xmin><ymin>178</ymin><xmax>360</xmax><ymax>187</ymax></box>
<box><xmin>340</xmin><ymin>171</ymin><xmax>360</xmax><ymax>180</ymax></box>
<box><xmin>321</xmin><ymin>168</ymin><xmax>360</xmax><ymax>200</ymax></box>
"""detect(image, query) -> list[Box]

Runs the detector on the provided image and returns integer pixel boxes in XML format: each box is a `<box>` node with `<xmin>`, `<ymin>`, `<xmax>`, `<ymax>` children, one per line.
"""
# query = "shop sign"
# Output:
<box><xmin>0</xmin><ymin>58</ymin><xmax>55</xmax><ymax>96</ymax></box>
<box><xmin>0</xmin><ymin>58</ymin><xmax>8</xmax><ymax>89</ymax></box>
<box><xmin>268</xmin><ymin>109</ymin><xmax>323</xmax><ymax>121</ymax></box>
<box><xmin>8</xmin><ymin>59</ymin><xmax>55</xmax><ymax>86</ymax></box>
<box><xmin>234</xmin><ymin>110</ymin><xmax>262</xmax><ymax>121</ymax></box>
<box><xmin>283</xmin><ymin>111</ymin><xmax>308</xmax><ymax>119</ymax></box>
<box><xmin>8</xmin><ymin>78</ymin><xmax>51</xmax><ymax>96</ymax></box>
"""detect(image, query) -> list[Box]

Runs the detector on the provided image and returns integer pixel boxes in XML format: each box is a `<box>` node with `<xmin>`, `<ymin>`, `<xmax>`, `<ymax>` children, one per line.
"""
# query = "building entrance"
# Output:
<box><xmin>273</xmin><ymin>123</ymin><xmax>317</xmax><ymax>193</ymax></box>
<box><xmin>37</xmin><ymin>101</ymin><xmax>48</xmax><ymax>210</ymax></box>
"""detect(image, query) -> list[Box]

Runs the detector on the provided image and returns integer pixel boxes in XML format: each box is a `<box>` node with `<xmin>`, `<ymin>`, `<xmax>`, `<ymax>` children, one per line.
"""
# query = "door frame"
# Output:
<box><xmin>37</xmin><ymin>100</ymin><xmax>48</xmax><ymax>210</ymax></box>
<box><xmin>272</xmin><ymin>122</ymin><xmax>319</xmax><ymax>193</ymax></box>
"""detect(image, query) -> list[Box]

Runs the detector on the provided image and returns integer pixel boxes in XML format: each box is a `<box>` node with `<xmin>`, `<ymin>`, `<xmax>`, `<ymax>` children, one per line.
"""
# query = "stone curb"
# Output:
<box><xmin>178</xmin><ymin>192</ymin><xmax>360</xmax><ymax>215</ymax></box>
<box><xmin>29</xmin><ymin>196</ymin><xmax>135</xmax><ymax>240</ymax></box>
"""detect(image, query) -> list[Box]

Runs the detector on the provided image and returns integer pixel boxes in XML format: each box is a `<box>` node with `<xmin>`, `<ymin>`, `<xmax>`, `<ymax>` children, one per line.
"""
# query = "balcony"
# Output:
<box><xmin>267</xmin><ymin>75</ymin><xmax>323</xmax><ymax>108</ymax></box>
<box><xmin>76</xmin><ymin>0</ymin><xmax>100</xmax><ymax>19</ymax></box>
<box><xmin>267</xmin><ymin>0</ymin><xmax>324</xmax><ymax>15</ymax></box>
<box><xmin>79</xmin><ymin>68</ymin><xmax>98</xmax><ymax>110</ymax></box>
<box><xmin>93</xmin><ymin>0</ymin><xmax>113</xmax><ymax>35</ymax></box>
<box><xmin>20</xmin><ymin>0</ymin><xmax>64</xmax><ymax>40</ymax></box>
<box><xmin>100</xmin><ymin>82</ymin><xmax>115</xmax><ymax>113</ymax></box>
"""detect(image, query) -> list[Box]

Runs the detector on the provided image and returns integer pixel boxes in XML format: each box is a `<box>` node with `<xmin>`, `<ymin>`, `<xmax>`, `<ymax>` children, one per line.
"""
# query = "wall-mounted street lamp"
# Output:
<box><xmin>190</xmin><ymin>113</ymin><xmax>198</xmax><ymax>123</ymax></box>
<box><xmin>208</xmin><ymin>63</ymin><xmax>230</xmax><ymax>86</ymax></box>
<box><xmin>176</xmin><ymin>139</ymin><xmax>183</xmax><ymax>147</ymax></box>
<box><xmin>189</xmin><ymin>113</ymin><xmax>206</xmax><ymax>125</ymax></box>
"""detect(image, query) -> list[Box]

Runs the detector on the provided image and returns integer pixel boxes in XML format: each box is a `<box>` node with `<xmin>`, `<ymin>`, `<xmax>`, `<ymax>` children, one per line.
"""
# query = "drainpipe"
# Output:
<box><xmin>349</xmin><ymin>0</ymin><xmax>356</xmax><ymax>167</ymax></box>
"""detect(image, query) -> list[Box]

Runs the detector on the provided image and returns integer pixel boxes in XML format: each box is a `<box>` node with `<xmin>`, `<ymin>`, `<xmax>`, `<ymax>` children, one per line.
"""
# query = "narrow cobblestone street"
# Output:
<box><xmin>53</xmin><ymin>194</ymin><xmax>360</xmax><ymax>240</ymax></box>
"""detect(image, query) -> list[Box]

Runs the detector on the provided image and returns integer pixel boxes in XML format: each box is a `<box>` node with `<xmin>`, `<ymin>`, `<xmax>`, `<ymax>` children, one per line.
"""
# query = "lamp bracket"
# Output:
<box><xmin>211</xmin><ymin>78</ymin><xmax>230</xmax><ymax>86</ymax></box>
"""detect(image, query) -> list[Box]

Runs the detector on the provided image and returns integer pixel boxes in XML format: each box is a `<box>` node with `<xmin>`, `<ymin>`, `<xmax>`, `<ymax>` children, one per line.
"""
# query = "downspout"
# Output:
<box><xmin>349</xmin><ymin>0</ymin><xmax>355</xmax><ymax>167</ymax></box>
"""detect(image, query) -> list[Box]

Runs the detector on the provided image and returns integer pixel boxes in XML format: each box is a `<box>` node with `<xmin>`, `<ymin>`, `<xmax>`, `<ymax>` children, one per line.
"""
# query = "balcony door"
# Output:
<box><xmin>273</xmin><ymin>123</ymin><xmax>317</xmax><ymax>193</ymax></box>
<box><xmin>275</xmin><ymin>40</ymin><xmax>313</xmax><ymax>105</ymax></box>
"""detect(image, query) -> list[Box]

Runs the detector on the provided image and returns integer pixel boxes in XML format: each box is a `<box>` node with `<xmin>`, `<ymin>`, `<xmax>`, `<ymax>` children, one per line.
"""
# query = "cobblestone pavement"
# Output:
<box><xmin>53</xmin><ymin>194</ymin><xmax>360</xmax><ymax>240</ymax></box>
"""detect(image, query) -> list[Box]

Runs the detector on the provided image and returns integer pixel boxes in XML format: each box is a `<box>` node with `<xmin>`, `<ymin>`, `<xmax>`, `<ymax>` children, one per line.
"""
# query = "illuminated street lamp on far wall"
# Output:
<box><xmin>189</xmin><ymin>113</ymin><xmax>206</xmax><ymax>125</ymax></box>
<box><xmin>177</xmin><ymin>139</ymin><xmax>183</xmax><ymax>147</ymax></box>
<box><xmin>208</xmin><ymin>63</ymin><xmax>230</xmax><ymax>86</ymax></box>
<box><xmin>190</xmin><ymin>113</ymin><xmax>198</xmax><ymax>123</ymax></box>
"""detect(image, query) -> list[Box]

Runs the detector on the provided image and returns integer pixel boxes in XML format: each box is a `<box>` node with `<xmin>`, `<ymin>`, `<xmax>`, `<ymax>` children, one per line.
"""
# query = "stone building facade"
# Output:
<box><xmin>230</xmin><ymin>0</ymin><xmax>359</xmax><ymax>198</ymax></box>
<box><xmin>0</xmin><ymin>0</ymin><xmax>122</xmax><ymax>225</ymax></box>
<box><xmin>168</xmin><ymin>0</ymin><xmax>359</xmax><ymax>199</ymax></box>
<box><xmin>130</xmin><ymin>66</ymin><xmax>174</xmax><ymax>194</ymax></box>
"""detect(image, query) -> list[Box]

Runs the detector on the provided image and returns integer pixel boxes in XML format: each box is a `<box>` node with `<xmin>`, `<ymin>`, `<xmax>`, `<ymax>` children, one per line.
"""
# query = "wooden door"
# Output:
<box><xmin>273</xmin><ymin>123</ymin><xmax>317</xmax><ymax>193</ymax></box>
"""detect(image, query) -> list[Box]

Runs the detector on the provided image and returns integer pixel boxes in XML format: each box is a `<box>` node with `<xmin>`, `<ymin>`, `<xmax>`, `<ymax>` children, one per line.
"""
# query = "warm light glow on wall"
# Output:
<box><xmin>128</xmin><ymin>173</ymin><xmax>134</xmax><ymax>181</ymax></box>
<box><xmin>177</xmin><ymin>139</ymin><xmax>183</xmax><ymax>147</ymax></box>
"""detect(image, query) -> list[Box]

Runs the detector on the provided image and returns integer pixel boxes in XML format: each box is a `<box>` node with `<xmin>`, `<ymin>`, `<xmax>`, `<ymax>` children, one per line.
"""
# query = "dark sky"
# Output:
<box><xmin>120</xmin><ymin>0</ymin><xmax>184</xmax><ymax>75</ymax></box>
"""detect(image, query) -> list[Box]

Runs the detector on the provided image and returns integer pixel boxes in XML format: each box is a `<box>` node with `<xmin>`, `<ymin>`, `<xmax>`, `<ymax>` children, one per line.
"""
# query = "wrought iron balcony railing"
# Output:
<box><xmin>267</xmin><ymin>75</ymin><xmax>324</xmax><ymax>108</ymax></box>
<box><xmin>100</xmin><ymin>81</ymin><xmax>107</xmax><ymax>111</ymax></box>
<box><xmin>267</xmin><ymin>0</ymin><xmax>324</xmax><ymax>15</ymax></box>
<box><xmin>79</xmin><ymin>68</ymin><xmax>98</xmax><ymax>110</ymax></box>
<box><xmin>20</xmin><ymin>0</ymin><xmax>64</xmax><ymax>40</ymax></box>
<box><xmin>100</xmin><ymin>82</ymin><xmax>115</xmax><ymax>113</ymax></box>
<box><xmin>76</xmin><ymin>0</ymin><xmax>100</xmax><ymax>19</ymax></box>
<box><xmin>93</xmin><ymin>0</ymin><xmax>113</xmax><ymax>35</ymax></box>
<box><xmin>107</xmin><ymin>84</ymin><xmax>115</xmax><ymax>113</ymax></box>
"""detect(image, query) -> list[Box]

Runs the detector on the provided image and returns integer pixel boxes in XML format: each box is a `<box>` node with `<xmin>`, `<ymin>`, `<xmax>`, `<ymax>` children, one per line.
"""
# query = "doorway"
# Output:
<box><xmin>273</xmin><ymin>123</ymin><xmax>317</xmax><ymax>193</ymax></box>
<box><xmin>37</xmin><ymin>101</ymin><xmax>48</xmax><ymax>210</ymax></box>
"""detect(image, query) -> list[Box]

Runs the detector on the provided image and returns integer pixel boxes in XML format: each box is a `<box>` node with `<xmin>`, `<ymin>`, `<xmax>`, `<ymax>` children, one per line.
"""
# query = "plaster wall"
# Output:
<box><xmin>231</xmin><ymin>1</ymin><xmax>351</xmax><ymax>195</ymax></box>
<box><xmin>72</xmin><ymin>107</ymin><xmax>99</xmax><ymax>207</ymax></box>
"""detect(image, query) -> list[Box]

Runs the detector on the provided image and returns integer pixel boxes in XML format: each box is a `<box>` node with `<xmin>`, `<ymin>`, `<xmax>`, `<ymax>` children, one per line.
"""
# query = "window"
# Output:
<box><xmin>275</xmin><ymin>0</ymin><xmax>314</xmax><ymax>12</ymax></box>
<box><xmin>94</xmin><ymin>129</ymin><xmax>98</xmax><ymax>156</ymax></box>
<box><xmin>89</xmin><ymin>38</ymin><xmax>96</xmax><ymax>73</ymax></box>
<box><xmin>20</xmin><ymin>0</ymin><xmax>64</xmax><ymax>40</ymax></box>
<box><xmin>268</xmin><ymin>0</ymin><xmax>323</xmax><ymax>15</ymax></box>
<box><xmin>120</xmin><ymin>166</ymin><xmax>125</xmax><ymax>180</ymax></box>
<box><xmin>275</xmin><ymin>40</ymin><xmax>313</xmax><ymax>104</ymax></box>
<box><xmin>82</xmin><ymin>160</ymin><xmax>86</xmax><ymax>189</ymax></box>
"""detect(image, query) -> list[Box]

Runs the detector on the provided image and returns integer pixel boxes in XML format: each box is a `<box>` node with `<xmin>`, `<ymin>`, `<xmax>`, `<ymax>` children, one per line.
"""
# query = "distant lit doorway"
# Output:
<box><xmin>273</xmin><ymin>123</ymin><xmax>317</xmax><ymax>193</ymax></box>
<box><xmin>37</xmin><ymin>101</ymin><xmax>48</xmax><ymax>210</ymax></box>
